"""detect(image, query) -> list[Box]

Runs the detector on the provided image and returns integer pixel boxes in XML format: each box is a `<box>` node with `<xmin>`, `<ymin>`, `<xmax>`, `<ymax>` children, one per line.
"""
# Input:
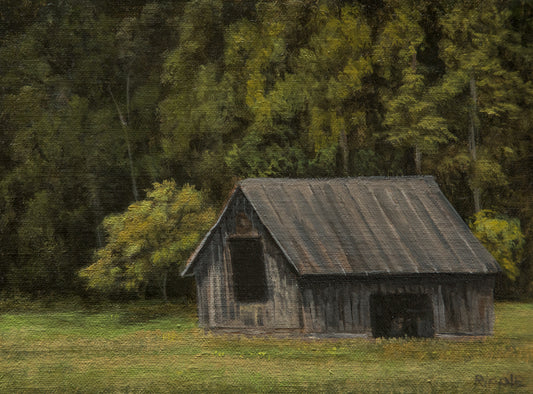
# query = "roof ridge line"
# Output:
<box><xmin>240</xmin><ymin>176</ymin><xmax>436</xmax><ymax>183</ymax></box>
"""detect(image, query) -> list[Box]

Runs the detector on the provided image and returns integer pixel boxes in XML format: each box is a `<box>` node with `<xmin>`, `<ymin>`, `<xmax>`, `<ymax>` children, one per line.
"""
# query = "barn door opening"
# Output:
<box><xmin>370</xmin><ymin>294</ymin><xmax>434</xmax><ymax>338</ymax></box>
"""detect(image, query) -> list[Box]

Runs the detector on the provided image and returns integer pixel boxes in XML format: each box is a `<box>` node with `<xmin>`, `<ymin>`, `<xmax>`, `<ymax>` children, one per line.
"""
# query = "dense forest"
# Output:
<box><xmin>0</xmin><ymin>0</ymin><xmax>531</xmax><ymax>300</ymax></box>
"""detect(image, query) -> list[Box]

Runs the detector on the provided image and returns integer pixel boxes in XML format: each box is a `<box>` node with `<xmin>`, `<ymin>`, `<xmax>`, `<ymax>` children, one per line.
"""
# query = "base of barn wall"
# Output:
<box><xmin>197</xmin><ymin>327</ymin><xmax>495</xmax><ymax>340</ymax></box>
<box><xmin>199</xmin><ymin>327</ymin><xmax>371</xmax><ymax>338</ymax></box>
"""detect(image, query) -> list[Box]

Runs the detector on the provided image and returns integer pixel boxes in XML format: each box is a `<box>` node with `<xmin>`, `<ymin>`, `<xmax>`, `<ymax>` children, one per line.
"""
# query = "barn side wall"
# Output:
<box><xmin>299</xmin><ymin>275</ymin><xmax>495</xmax><ymax>335</ymax></box>
<box><xmin>193</xmin><ymin>190</ymin><xmax>301</xmax><ymax>330</ymax></box>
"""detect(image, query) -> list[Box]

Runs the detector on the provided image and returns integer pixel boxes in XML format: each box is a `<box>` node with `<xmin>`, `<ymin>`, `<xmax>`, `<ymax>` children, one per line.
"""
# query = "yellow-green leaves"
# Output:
<box><xmin>376</xmin><ymin>2</ymin><xmax>454</xmax><ymax>173</ymax></box>
<box><xmin>296</xmin><ymin>4</ymin><xmax>372</xmax><ymax>174</ymax></box>
<box><xmin>80</xmin><ymin>181</ymin><xmax>215</xmax><ymax>298</ymax></box>
<box><xmin>373</xmin><ymin>2</ymin><xmax>423</xmax><ymax>79</ymax></box>
<box><xmin>470</xmin><ymin>159</ymin><xmax>509</xmax><ymax>190</ymax></box>
<box><xmin>469</xmin><ymin>210</ymin><xmax>525</xmax><ymax>281</ymax></box>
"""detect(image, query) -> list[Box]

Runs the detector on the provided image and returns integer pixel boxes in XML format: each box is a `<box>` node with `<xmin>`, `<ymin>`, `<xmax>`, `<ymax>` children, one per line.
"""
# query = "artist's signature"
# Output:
<box><xmin>474</xmin><ymin>374</ymin><xmax>525</xmax><ymax>388</ymax></box>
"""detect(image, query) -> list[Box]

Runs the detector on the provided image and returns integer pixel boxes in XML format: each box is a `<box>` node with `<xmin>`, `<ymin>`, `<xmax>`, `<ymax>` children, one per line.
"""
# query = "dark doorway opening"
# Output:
<box><xmin>229</xmin><ymin>237</ymin><xmax>268</xmax><ymax>303</ymax></box>
<box><xmin>370</xmin><ymin>293</ymin><xmax>434</xmax><ymax>338</ymax></box>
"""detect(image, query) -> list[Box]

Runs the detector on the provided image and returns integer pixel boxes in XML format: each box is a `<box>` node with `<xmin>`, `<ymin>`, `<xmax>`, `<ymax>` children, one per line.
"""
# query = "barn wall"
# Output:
<box><xmin>299</xmin><ymin>276</ymin><xmax>495</xmax><ymax>335</ymax></box>
<box><xmin>438</xmin><ymin>276</ymin><xmax>495</xmax><ymax>335</ymax></box>
<box><xmin>193</xmin><ymin>190</ymin><xmax>301</xmax><ymax>330</ymax></box>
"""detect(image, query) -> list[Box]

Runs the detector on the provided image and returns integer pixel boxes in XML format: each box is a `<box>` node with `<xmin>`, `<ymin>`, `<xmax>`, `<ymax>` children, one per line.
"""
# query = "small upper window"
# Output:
<box><xmin>235</xmin><ymin>212</ymin><xmax>254</xmax><ymax>234</ymax></box>
<box><xmin>229</xmin><ymin>237</ymin><xmax>268</xmax><ymax>303</ymax></box>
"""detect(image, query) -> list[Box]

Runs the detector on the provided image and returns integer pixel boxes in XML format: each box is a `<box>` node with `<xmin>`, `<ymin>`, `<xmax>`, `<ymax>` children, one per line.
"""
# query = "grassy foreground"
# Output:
<box><xmin>0</xmin><ymin>301</ymin><xmax>531</xmax><ymax>393</ymax></box>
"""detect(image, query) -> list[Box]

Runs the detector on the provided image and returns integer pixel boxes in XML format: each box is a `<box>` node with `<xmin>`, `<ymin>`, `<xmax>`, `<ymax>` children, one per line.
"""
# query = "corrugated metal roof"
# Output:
<box><xmin>183</xmin><ymin>177</ymin><xmax>500</xmax><ymax>276</ymax></box>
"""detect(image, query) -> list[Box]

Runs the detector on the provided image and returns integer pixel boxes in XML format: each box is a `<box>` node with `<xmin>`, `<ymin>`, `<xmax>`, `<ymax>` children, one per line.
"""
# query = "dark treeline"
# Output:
<box><xmin>0</xmin><ymin>0</ymin><xmax>531</xmax><ymax>299</ymax></box>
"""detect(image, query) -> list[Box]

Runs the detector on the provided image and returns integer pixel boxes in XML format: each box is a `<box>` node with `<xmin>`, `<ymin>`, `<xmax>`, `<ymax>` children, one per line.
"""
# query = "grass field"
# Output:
<box><xmin>0</xmin><ymin>301</ymin><xmax>531</xmax><ymax>393</ymax></box>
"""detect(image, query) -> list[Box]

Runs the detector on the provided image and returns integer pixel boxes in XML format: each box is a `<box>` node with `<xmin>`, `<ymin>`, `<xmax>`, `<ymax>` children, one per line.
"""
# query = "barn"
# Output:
<box><xmin>182</xmin><ymin>177</ymin><xmax>500</xmax><ymax>337</ymax></box>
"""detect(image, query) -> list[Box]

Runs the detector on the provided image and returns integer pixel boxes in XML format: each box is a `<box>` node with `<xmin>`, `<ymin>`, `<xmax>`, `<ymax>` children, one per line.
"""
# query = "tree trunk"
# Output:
<box><xmin>138</xmin><ymin>281</ymin><xmax>148</xmax><ymax>300</ymax></box>
<box><xmin>412</xmin><ymin>53</ymin><xmax>422</xmax><ymax>175</ymax></box>
<box><xmin>124</xmin><ymin>129</ymin><xmax>139</xmax><ymax>202</ymax></box>
<box><xmin>160</xmin><ymin>270</ymin><xmax>168</xmax><ymax>302</ymax></box>
<box><xmin>88</xmin><ymin>173</ymin><xmax>104</xmax><ymax>248</ymax></box>
<box><xmin>414</xmin><ymin>145</ymin><xmax>422</xmax><ymax>175</ymax></box>
<box><xmin>109</xmin><ymin>86</ymin><xmax>139</xmax><ymax>202</ymax></box>
<box><xmin>473</xmin><ymin>188</ymin><xmax>481</xmax><ymax>214</ymax></box>
<box><xmin>337</xmin><ymin>111</ymin><xmax>349</xmax><ymax>176</ymax></box>
<box><xmin>469</xmin><ymin>78</ymin><xmax>478</xmax><ymax>162</ymax></box>
<box><xmin>126</xmin><ymin>71</ymin><xmax>131</xmax><ymax>123</ymax></box>
<box><xmin>469</xmin><ymin>77</ymin><xmax>481</xmax><ymax>213</ymax></box>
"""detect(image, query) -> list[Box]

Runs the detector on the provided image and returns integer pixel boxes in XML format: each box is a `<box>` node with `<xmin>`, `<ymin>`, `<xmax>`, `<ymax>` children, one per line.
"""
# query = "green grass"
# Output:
<box><xmin>0</xmin><ymin>301</ymin><xmax>531</xmax><ymax>393</ymax></box>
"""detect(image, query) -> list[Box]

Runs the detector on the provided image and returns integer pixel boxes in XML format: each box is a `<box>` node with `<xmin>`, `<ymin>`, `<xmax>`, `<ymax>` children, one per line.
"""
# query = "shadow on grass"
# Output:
<box><xmin>0</xmin><ymin>294</ymin><xmax>198</xmax><ymax>327</ymax></box>
<box><xmin>118</xmin><ymin>301</ymin><xmax>196</xmax><ymax>324</ymax></box>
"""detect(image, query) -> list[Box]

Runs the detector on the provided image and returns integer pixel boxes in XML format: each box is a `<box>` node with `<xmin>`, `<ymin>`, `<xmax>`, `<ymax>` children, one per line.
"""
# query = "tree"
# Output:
<box><xmin>435</xmin><ymin>0</ymin><xmax>531</xmax><ymax>214</ymax></box>
<box><xmin>0</xmin><ymin>0</ymin><xmax>531</xmax><ymax>300</ymax></box>
<box><xmin>222</xmin><ymin>5</ymin><xmax>311</xmax><ymax>178</ymax></box>
<box><xmin>0</xmin><ymin>0</ymin><xmax>45</xmax><ymax>36</ymax></box>
<box><xmin>299</xmin><ymin>4</ymin><xmax>374</xmax><ymax>176</ymax></box>
<box><xmin>375</xmin><ymin>1</ymin><xmax>454</xmax><ymax>174</ymax></box>
<box><xmin>469</xmin><ymin>210</ymin><xmax>525</xmax><ymax>282</ymax></box>
<box><xmin>159</xmin><ymin>0</ymin><xmax>234</xmax><ymax>200</ymax></box>
<box><xmin>79</xmin><ymin>181</ymin><xmax>216</xmax><ymax>300</ymax></box>
<box><xmin>0</xmin><ymin>1</ymin><xmax>184</xmax><ymax>296</ymax></box>
<box><xmin>0</xmin><ymin>2</ymin><xmax>124</xmax><ymax>294</ymax></box>
<box><xmin>109</xmin><ymin>2</ymin><xmax>183</xmax><ymax>201</ymax></box>
<box><xmin>223</xmin><ymin>3</ymin><xmax>375</xmax><ymax>178</ymax></box>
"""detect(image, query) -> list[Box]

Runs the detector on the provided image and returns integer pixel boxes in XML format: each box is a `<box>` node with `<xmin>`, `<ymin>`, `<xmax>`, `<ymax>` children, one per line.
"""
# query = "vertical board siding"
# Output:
<box><xmin>439</xmin><ymin>277</ymin><xmax>495</xmax><ymax>335</ymax></box>
<box><xmin>299</xmin><ymin>276</ymin><xmax>495</xmax><ymax>335</ymax></box>
<box><xmin>194</xmin><ymin>190</ymin><xmax>300</xmax><ymax>330</ymax></box>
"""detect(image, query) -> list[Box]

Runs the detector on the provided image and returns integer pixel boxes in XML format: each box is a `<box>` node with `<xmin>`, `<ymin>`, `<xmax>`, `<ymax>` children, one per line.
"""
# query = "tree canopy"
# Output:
<box><xmin>80</xmin><ymin>181</ymin><xmax>215</xmax><ymax>300</ymax></box>
<box><xmin>469</xmin><ymin>210</ymin><xmax>525</xmax><ymax>282</ymax></box>
<box><xmin>1</xmin><ymin>0</ymin><xmax>532</xmax><ymax>299</ymax></box>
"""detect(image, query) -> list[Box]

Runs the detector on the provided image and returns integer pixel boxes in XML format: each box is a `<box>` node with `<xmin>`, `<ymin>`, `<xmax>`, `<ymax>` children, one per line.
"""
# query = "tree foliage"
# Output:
<box><xmin>1</xmin><ymin>0</ymin><xmax>532</xmax><ymax>299</ymax></box>
<box><xmin>376</xmin><ymin>1</ymin><xmax>454</xmax><ymax>174</ymax></box>
<box><xmin>79</xmin><ymin>181</ymin><xmax>215</xmax><ymax>300</ymax></box>
<box><xmin>469</xmin><ymin>210</ymin><xmax>525</xmax><ymax>282</ymax></box>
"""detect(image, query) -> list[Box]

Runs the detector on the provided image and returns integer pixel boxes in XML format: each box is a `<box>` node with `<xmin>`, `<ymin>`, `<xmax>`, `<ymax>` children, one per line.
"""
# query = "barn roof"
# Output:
<box><xmin>183</xmin><ymin>177</ymin><xmax>500</xmax><ymax>276</ymax></box>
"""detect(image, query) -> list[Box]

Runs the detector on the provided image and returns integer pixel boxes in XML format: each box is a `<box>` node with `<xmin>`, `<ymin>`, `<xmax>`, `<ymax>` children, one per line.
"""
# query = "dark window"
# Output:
<box><xmin>229</xmin><ymin>237</ymin><xmax>268</xmax><ymax>303</ymax></box>
<box><xmin>235</xmin><ymin>212</ymin><xmax>253</xmax><ymax>234</ymax></box>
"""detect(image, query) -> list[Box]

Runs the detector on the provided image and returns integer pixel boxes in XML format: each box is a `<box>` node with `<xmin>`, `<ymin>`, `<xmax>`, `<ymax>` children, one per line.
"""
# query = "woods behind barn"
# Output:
<box><xmin>1</xmin><ymin>1</ymin><xmax>531</xmax><ymax>302</ymax></box>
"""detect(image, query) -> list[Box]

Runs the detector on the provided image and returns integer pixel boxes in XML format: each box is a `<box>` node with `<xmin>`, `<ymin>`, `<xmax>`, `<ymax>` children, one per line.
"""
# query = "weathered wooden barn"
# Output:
<box><xmin>182</xmin><ymin>177</ymin><xmax>500</xmax><ymax>337</ymax></box>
